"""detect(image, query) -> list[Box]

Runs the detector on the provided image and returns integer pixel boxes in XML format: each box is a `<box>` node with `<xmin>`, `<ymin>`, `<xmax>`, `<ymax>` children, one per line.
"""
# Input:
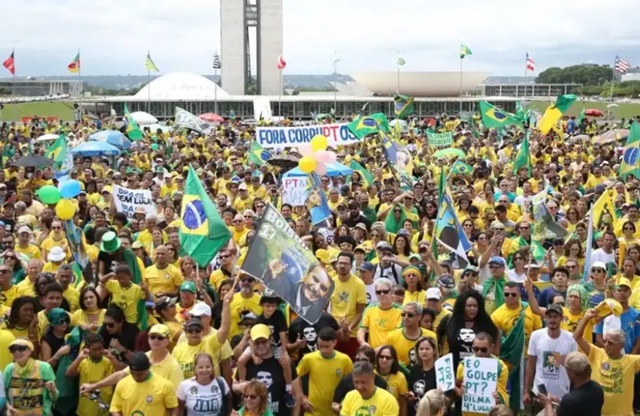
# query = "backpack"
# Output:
<box><xmin>216</xmin><ymin>377</ymin><xmax>229</xmax><ymax>416</ymax></box>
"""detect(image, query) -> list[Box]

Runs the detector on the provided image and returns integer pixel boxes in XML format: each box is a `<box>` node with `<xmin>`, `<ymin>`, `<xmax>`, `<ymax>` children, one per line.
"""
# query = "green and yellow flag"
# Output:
<box><xmin>179</xmin><ymin>165</ymin><xmax>231</xmax><ymax>267</ymax></box>
<box><xmin>349</xmin><ymin>160</ymin><xmax>374</xmax><ymax>187</ymax></box>
<box><xmin>347</xmin><ymin>113</ymin><xmax>390</xmax><ymax>139</ymax></box>
<box><xmin>513</xmin><ymin>130</ymin><xmax>532</xmax><ymax>175</ymax></box>
<box><xmin>394</xmin><ymin>94</ymin><xmax>415</xmax><ymax>119</ymax></box>
<box><xmin>619</xmin><ymin>121</ymin><xmax>640</xmax><ymax>181</ymax></box>
<box><xmin>123</xmin><ymin>103</ymin><xmax>144</xmax><ymax>141</ymax></box>
<box><xmin>249</xmin><ymin>141</ymin><xmax>272</xmax><ymax>166</ymax></box>
<box><xmin>478</xmin><ymin>101</ymin><xmax>521</xmax><ymax>128</ymax></box>
<box><xmin>145</xmin><ymin>52</ymin><xmax>159</xmax><ymax>72</ymax></box>
<box><xmin>45</xmin><ymin>135</ymin><xmax>68</xmax><ymax>169</ymax></box>
<box><xmin>538</xmin><ymin>94</ymin><xmax>577</xmax><ymax>135</ymax></box>
<box><xmin>460</xmin><ymin>44</ymin><xmax>472</xmax><ymax>59</ymax></box>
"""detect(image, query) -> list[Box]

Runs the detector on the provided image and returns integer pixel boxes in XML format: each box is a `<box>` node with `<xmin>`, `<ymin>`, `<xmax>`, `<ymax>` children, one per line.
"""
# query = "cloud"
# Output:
<box><xmin>3</xmin><ymin>0</ymin><xmax>640</xmax><ymax>77</ymax></box>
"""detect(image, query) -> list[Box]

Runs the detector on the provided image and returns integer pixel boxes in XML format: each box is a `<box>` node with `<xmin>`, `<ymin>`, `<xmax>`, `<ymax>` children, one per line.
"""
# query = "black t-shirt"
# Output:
<box><xmin>98</xmin><ymin>321</ymin><xmax>139</xmax><ymax>363</ymax></box>
<box><xmin>243</xmin><ymin>356</ymin><xmax>298</xmax><ymax>416</ymax></box>
<box><xmin>288</xmin><ymin>313</ymin><xmax>340</xmax><ymax>363</ymax></box>
<box><xmin>1</xmin><ymin>217</ymin><xmax>15</xmax><ymax>234</ymax></box>
<box><xmin>98</xmin><ymin>250</ymin><xmax>122</xmax><ymax>274</ymax></box>
<box><xmin>333</xmin><ymin>373</ymin><xmax>388</xmax><ymax>403</ymax></box>
<box><xmin>406</xmin><ymin>365</ymin><xmax>437</xmax><ymax>416</ymax></box>
<box><xmin>557</xmin><ymin>380</ymin><xmax>604</xmax><ymax>416</ymax></box>
<box><xmin>256</xmin><ymin>310</ymin><xmax>288</xmax><ymax>348</ymax></box>
<box><xmin>437</xmin><ymin>316</ymin><xmax>499</xmax><ymax>368</ymax></box>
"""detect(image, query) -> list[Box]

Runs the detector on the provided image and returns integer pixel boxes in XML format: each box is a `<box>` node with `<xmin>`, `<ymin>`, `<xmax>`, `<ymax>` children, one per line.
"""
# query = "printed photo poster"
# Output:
<box><xmin>112</xmin><ymin>185</ymin><xmax>156</xmax><ymax>219</ymax></box>
<box><xmin>307</xmin><ymin>173</ymin><xmax>332</xmax><ymax>226</ymax></box>
<box><xmin>462</xmin><ymin>357</ymin><xmax>499</xmax><ymax>414</ymax></box>
<box><xmin>241</xmin><ymin>204</ymin><xmax>334</xmax><ymax>324</ymax></box>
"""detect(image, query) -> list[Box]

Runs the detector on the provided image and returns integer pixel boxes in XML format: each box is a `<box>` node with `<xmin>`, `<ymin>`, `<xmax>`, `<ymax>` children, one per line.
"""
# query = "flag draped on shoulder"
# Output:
<box><xmin>123</xmin><ymin>103</ymin><xmax>144</xmax><ymax>141</ymax></box>
<box><xmin>478</xmin><ymin>101</ymin><xmax>522</xmax><ymax>128</ymax></box>
<box><xmin>347</xmin><ymin>113</ymin><xmax>390</xmax><ymax>139</ymax></box>
<box><xmin>538</xmin><ymin>94</ymin><xmax>577</xmax><ymax>135</ymax></box>
<box><xmin>179</xmin><ymin>165</ymin><xmax>231</xmax><ymax>267</ymax></box>
<box><xmin>619</xmin><ymin>121</ymin><xmax>640</xmax><ymax>181</ymax></box>
<box><xmin>394</xmin><ymin>94</ymin><xmax>415</xmax><ymax>119</ymax></box>
<box><xmin>249</xmin><ymin>141</ymin><xmax>272</xmax><ymax>166</ymax></box>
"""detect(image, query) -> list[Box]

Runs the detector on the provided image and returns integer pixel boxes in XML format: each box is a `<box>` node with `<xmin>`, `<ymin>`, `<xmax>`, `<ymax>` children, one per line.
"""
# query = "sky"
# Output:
<box><xmin>4</xmin><ymin>0</ymin><xmax>640</xmax><ymax>77</ymax></box>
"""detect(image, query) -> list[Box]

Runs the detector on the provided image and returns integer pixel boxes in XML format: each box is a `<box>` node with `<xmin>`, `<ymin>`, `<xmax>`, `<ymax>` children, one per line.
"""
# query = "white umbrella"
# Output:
<box><xmin>36</xmin><ymin>134</ymin><xmax>60</xmax><ymax>142</ymax></box>
<box><xmin>147</xmin><ymin>123</ymin><xmax>171</xmax><ymax>133</ymax></box>
<box><xmin>130</xmin><ymin>111</ymin><xmax>158</xmax><ymax>126</ymax></box>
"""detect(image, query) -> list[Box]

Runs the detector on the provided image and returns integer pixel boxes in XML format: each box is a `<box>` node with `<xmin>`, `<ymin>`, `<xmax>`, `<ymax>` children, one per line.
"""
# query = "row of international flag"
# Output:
<box><xmin>1</xmin><ymin>50</ymin><xmax>161</xmax><ymax>75</ymax></box>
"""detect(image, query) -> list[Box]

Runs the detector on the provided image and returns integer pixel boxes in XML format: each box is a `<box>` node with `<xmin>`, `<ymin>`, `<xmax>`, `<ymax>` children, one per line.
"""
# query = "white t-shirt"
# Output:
<box><xmin>507</xmin><ymin>269</ymin><xmax>527</xmax><ymax>283</ymax></box>
<box><xmin>177</xmin><ymin>377</ymin><xmax>230</xmax><ymax>416</ymax></box>
<box><xmin>364</xmin><ymin>282</ymin><xmax>377</xmax><ymax>306</ymax></box>
<box><xmin>527</xmin><ymin>328</ymin><xmax>577</xmax><ymax>398</ymax></box>
<box><xmin>591</xmin><ymin>249</ymin><xmax>616</xmax><ymax>268</ymax></box>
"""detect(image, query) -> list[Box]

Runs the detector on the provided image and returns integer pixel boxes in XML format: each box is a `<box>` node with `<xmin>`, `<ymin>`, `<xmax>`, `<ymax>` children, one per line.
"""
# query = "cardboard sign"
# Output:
<box><xmin>112</xmin><ymin>185</ymin><xmax>156</xmax><ymax>219</ymax></box>
<box><xmin>462</xmin><ymin>357</ymin><xmax>499</xmax><ymax>414</ymax></box>
<box><xmin>435</xmin><ymin>353</ymin><xmax>455</xmax><ymax>392</ymax></box>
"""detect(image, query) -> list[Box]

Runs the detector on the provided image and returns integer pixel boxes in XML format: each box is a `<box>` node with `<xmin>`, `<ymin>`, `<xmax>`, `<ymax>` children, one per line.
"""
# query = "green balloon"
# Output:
<box><xmin>150</xmin><ymin>143</ymin><xmax>159</xmax><ymax>151</ymax></box>
<box><xmin>38</xmin><ymin>185</ymin><xmax>62</xmax><ymax>205</ymax></box>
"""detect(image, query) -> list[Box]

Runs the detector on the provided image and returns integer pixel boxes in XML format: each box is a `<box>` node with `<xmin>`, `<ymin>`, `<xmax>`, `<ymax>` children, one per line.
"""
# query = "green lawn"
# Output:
<box><xmin>530</xmin><ymin>100</ymin><xmax>640</xmax><ymax>120</ymax></box>
<box><xmin>0</xmin><ymin>101</ymin><xmax>75</xmax><ymax>122</ymax></box>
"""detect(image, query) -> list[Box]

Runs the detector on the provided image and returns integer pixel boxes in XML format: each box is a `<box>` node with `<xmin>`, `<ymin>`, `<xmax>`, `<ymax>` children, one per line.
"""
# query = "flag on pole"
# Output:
<box><xmin>477</xmin><ymin>101</ymin><xmax>521</xmax><ymax>128</ymax></box>
<box><xmin>526</xmin><ymin>53</ymin><xmax>535</xmax><ymax>71</ymax></box>
<box><xmin>460</xmin><ymin>44</ymin><xmax>472</xmax><ymax>59</ymax></box>
<box><xmin>349</xmin><ymin>161</ymin><xmax>374</xmax><ymax>187</ymax></box>
<box><xmin>397</xmin><ymin>55</ymin><xmax>406</xmax><ymax>66</ymax></box>
<box><xmin>213</xmin><ymin>52</ymin><xmax>221</xmax><ymax>70</ymax></box>
<box><xmin>347</xmin><ymin>113</ymin><xmax>390</xmax><ymax>139</ymax></box>
<box><xmin>619</xmin><ymin>121</ymin><xmax>640</xmax><ymax>180</ymax></box>
<box><xmin>538</xmin><ymin>94</ymin><xmax>577</xmax><ymax>135</ymax></box>
<box><xmin>145</xmin><ymin>52</ymin><xmax>159</xmax><ymax>72</ymax></box>
<box><xmin>513</xmin><ymin>130</ymin><xmax>532</xmax><ymax>175</ymax></box>
<box><xmin>123</xmin><ymin>103</ymin><xmax>144</xmax><ymax>141</ymax></box>
<box><xmin>615</xmin><ymin>56</ymin><xmax>631</xmax><ymax>74</ymax></box>
<box><xmin>249</xmin><ymin>141</ymin><xmax>272</xmax><ymax>166</ymax></box>
<box><xmin>277</xmin><ymin>54</ymin><xmax>286</xmax><ymax>70</ymax></box>
<box><xmin>45</xmin><ymin>135</ymin><xmax>68</xmax><ymax>169</ymax></box>
<box><xmin>577</xmin><ymin>108</ymin><xmax>586</xmax><ymax>125</ymax></box>
<box><xmin>67</xmin><ymin>53</ymin><xmax>80</xmax><ymax>73</ymax></box>
<box><xmin>179</xmin><ymin>165</ymin><xmax>231</xmax><ymax>267</ymax></box>
<box><xmin>2</xmin><ymin>51</ymin><xmax>15</xmax><ymax>75</ymax></box>
<box><xmin>394</xmin><ymin>94</ymin><xmax>415</xmax><ymax>118</ymax></box>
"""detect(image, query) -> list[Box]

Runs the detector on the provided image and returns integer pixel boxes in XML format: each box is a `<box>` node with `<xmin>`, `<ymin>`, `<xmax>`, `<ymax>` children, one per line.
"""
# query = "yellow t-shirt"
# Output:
<box><xmin>561</xmin><ymin>307</ymin><xmax>594</xmax><ymax>346</ymax></box>
<box><xmin>104</xmin><ymin>280</ymin><xmax>145</xmax><ymax>324</ymax></box>
<box><xmin>124</xmin><ymin>352</ymin><xmax>185</xmax><ymax>390</ymax></box>
<box><xmin>208</xmin><ymin>269</ymin><xmax>231</xmax><ymax>292</ymax></box>
<box><xmin>171</xmin><ymin>335</ymin><xmax>224</xmax><ymax>378</ymax></box>
<box><xmin>15</xmin><ymin>244</ymin><xmax>41</xmax><ymax>260</ymax></box>
<box><xmin>588</xmin><ymin>344</ymin><xmax>640</xmax><ymax>416</ymax></box>
<box><xmin>456</xmin><ymin>358</ymin><xmax>510</xmax><ymax>416</ymax></box>
<box><xmin>144</xmin><ymin>264</ymin><xmax>184</xmax><ymax>298</ymax></box>
<box><xmin>109</xmin><ymin>373</ymin><xmax>178</xmax><ymax>415</ymax></box>
<box><xmin>340</xmin><ymin>386</ymin><xmax>399</xmax><ymax>416</ymax></box>
<box><xmin>360</xmin><ymin>304</ymin><xmax>403</xmax><ymax>349</ymax></box>
<box><xmin>491</xmin><ymin>303</ymin><xmax>542</xmax><ymax>347</ymax></box>
<box><xmin>403</xmin><ymin>290</ymin><xmax>426</xmax><ymax>305</ymax></box>
<box><xmin>0</xmin><ymin>285</ymin><xmax>19</xmax><ymax>308</ymax></box>
<box><xmin>375</xmin><ymin>370</ymin><xmax>408</xmax><ymax>399</ymax></box>
<box><xmin>385</xmin><ymin>328</ymin><xmax>437</xmax><ymax>367</ymax></box>
<box><xmin>297</xmin><ymin>351</ymin><xmax>353</xmax><ymax>416</ymax></box>
<box><xmin>62</xmin><ymin>285</ymin><xmax>81</xmax><ymax>313</ymax></box>
<box><xmin>15</xmin><ymin>279</ymin><xmax>36</xmax><ymax>298</ymax></box>
<box><xmin>229</xmin><ymin>293</ymin><xmax>263</xmax><ymax>338</ymax></box>
<box><xmin>330</xmin><ymin>275</ymin><xmax>367</xmax><ymax>337</ymax></box>
<box><xmin>174</xmin><ymin>329</ymin><xmax>233</xmax><ymax>377</ymax></box>
<box><xmin>71</xmin><ymin>309</ymin><xmax>106</xmax><ymax>328</ymax></box>
<box><xmin>433</xmin><ymin>308</ymin><xmax>452</xmax><ymax>331</ymax></box>
<box><xmin>77</xmin><ymin>357</ymin><xmax>115</xmax><ymax>416</ymax></box>
<box><xmin>0</xmin><ymin>329</ymin><xmax>15</xmax><ymax>371</ymax></box>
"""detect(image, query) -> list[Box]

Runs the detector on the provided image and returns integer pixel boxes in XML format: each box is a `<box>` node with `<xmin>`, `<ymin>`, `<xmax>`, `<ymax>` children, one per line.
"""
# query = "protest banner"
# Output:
<box><xmin>427</xmin><ymin>131</ymin><xmax>453</xmax><ymax>148</ymax></box>
<box><xmin>113</xmin><ymin>185</ymin><xmax>156</xmax><ymax>219</ymax></box>
<box><xmin>241</xmin><ymin>204</ymin><xmax>334</xmax><ymax>324</ymax></box>
<box><xmin>256</xmin><ymin>123</ymin><xmax>359</xmax><ymax>149</ymax></box>
<box><xmin>307</xmin><ymin>173</ymin><xmax>332</xmax><ymax>226</ymax></box>
<box><xmin>174</xmin><ymin>106</ymin><xmax>212</xmax><ymax>134</ymax></box>
<box><xmin>282</xmin><ymin>177</ymin><xmax>308</xmax><ymax>206</ymax></box>
<box><xmin>435</xmin><ymin>353</ymin><xmax>455</xmax><ymax>392</ymax></box>
<box><xmin>462</xmin><ymin>357</ymin><xmax>499</xmax><ymax>414</ymax></box>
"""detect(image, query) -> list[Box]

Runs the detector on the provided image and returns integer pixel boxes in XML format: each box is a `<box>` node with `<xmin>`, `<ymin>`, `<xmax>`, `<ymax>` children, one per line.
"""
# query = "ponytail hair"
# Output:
<box><xmin>416</xmin><ymin>389</ymin><xmax>446</xmax><ymax>416</ymax></box>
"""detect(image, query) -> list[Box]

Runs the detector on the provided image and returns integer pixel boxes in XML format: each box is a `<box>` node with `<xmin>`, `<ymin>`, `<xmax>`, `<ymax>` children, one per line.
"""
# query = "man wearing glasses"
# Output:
<box><xmin>357</xmin><ymin>278</ymin><xmax>402</xmax><ymax>350</ymax></box>
<box><xmin>491</xmin><ymin>281</ymin><xmax>542</xmax><ymax>350</ymax></box>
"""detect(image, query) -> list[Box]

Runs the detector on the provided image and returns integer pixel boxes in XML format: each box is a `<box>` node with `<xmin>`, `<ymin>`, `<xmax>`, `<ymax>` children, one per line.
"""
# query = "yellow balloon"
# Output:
<box><xmin>299</xmin><ymin>156</ymin><xmax>317</xmax><ymax>173</ymax></box>
<box><xmin>310</xmin><ymin>135</ymin><xmax>329</xmax><ymax>152</ymax></box>
<box><xmin>55</xmin><ymin>199</ymin><xmax>76</xmax><ymax>221</ymax></box>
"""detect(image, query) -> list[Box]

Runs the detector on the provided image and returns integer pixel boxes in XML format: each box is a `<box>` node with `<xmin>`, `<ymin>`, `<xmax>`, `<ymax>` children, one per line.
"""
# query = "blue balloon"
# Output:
<box><xmin>59</xmin><ymin>179</ymin><xmax>82</xmax><ymax>199</ymax></box>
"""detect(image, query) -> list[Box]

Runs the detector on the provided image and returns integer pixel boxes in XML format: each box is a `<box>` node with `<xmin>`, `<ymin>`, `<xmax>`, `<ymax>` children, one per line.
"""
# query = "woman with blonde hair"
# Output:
<box><xmin>417</xmin><ymin>389</ymin><xmax>447</xmax><ymax>416</ymax></box>
<box><xmin>234</xmin><ymin>379</ymin><xmax>273</xmax><ymax>416</ymax></box>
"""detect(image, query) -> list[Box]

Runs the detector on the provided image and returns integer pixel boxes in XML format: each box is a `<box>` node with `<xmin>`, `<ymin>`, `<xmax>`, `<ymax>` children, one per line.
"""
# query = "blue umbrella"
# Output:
<box><xmin>282</xmin><ymin>161</ymin><xmax>353</xmax><ymax>178</ymax></box>
<box><xmin>89</xmin><ymin>130</ymin><xmax>131</xmax><ymax>150</ymax></box>
<box><xmin>70</xmin><ymin>141</ymin><xmax>121</xmax><ymax>157</ymax></box>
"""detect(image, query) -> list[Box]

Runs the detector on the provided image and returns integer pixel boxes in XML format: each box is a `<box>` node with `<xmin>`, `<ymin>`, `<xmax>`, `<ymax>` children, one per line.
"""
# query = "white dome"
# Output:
<box><xmin>134</xmin><ymin>72</ymin><xmax>229</xmax><ymax>100</ymax></box>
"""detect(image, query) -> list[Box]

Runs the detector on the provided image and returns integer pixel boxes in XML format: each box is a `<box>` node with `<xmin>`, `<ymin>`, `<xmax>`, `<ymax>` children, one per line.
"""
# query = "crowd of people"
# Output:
<box><xmin>0</xmin><ymin>111</ymin><xmax>634</xmax><ymax>416</ymax></box>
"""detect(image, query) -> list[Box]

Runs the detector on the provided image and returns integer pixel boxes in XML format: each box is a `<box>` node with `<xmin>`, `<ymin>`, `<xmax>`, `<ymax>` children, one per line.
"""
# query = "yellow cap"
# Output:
<box><xmin>250</xmin><ymin>324</ymin><xmax>271</xmax><ymax>341</ymax></box>
<box><xmin>9</xmin><ymin>338</ymin><xmax>34</xmax><ymax>351</ymax></box>
<box><xmin>594</xmin><ymin>299</ymin><xmax>623</xmax><ymax>318</ymax></box>
<box><xmin>617</xmin><ymin>278</ymin><xmax>632</xmax><ymax>289</ymax></box>
<box><xmin>149</xmin><ymin>324</ymin><xmax>170</xmax><ymax>338</ymax></box>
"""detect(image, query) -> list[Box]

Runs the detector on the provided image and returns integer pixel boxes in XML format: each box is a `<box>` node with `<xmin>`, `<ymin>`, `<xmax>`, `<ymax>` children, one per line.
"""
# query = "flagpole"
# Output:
<box><xmin>459</xmin><ymin>51</ymin><xmax>463</xmax><ymax>114</ymax></box>
<box><xmin>147</xmin><ymin>51</ymin><xmax>151</xmax><ymax>113</ymax></box>
<box><xmin>397</xmin><ymin>50</ymin><xmax>401</xmax><ymax>93</ymax></box>
<box><xmin>524</xmin><ymin>53</ymin><xmax>528</xmax><ymax>98</ymax></box>
<box><xmin>607</xmin><ymin>56</ymin><xmax>616</xmax><ymax>120</ymax></box>
<box><xmin>11</xmin><ymin>48</ymin><xmax>15</xmax><ymax>99</ymax></box>
<box><xmin>78</xmin><ymin>49</ymin><xmax>82</xmax><ymax>121</ymax></box>
<box><xmin>333</xmin><ymin>50</ymin><xmax>338</xmax><ymax>116</ymax></box>
<box><xmin>278</xmin><ymin>68</ymin><xmax>282</xmax><ymax>118</ymax></box>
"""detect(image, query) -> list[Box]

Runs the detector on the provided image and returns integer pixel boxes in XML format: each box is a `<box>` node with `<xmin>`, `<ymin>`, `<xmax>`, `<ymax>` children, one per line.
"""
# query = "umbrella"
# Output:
<box><xmin>70</xmin><ymin>141</ymin><xmax>121</xmax><ymax>157</ymax></box>
<box><xmin>585</xmin><ymin>108</ymin><xmax>605</xmax><ymax>117</ymax></box>
<box><xmin>199</xmin><ymin>113</ymin><xmax>224</xmax><ymax>123</ymax></box>
<box><xmin>283</xmin><ymin>161</ymin><xmax>353</xmax><ymax>178</ymax></box>
<box><xmin>147</xmin><ymin>123</ymin><xmax>172</xmax><ymax>134</ymax></box>
<box><xmin>389</xmin><ymin>119</ymin><xmax>408</xmax><ymax>128</ymax></box>
<box><xmin>130</xmin><ymin>111</ymin><xmax>158</xmax><ymax>125</ymax></box>
<box><xmin>592</xmin><ymin>129</ymin><xmax>629</xmax><ymax>146</ymax></box>
<box><xmin>89</xmin><ymin>131</ymin><xmax>131</xmax><ymax>150</ymax></box>
<box><xmin>36</xmin><ymin>134</ymin><xmax>60</xmax><ymax>142</ymax></box>
<box><xmin>266</xmin><ymin>154</ymin><xmax>299</xmax><ymax>170</ymax></box>
<box><xmin>433</xmin><ymin>148</ymin><xmax>466</xmax><ymax>159</ymax></box>
<box><xmin>11</xmin><ymin>154</ymin><xmax>54</xmax><ymax>168</ymax></box>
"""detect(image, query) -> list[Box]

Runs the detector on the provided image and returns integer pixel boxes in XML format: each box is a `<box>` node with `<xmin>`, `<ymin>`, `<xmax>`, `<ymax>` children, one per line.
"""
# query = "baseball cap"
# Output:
<box><xmin>545</xmin><ymin>304</ymin><xmax>564</xmax><ymax>316</ymax></box>
<box><xmin>426</xmin><ymin>287</ymin><xmax>442</xmax><ymax>301</ymax></box>
<box><xmin>437</xmin><ymin>274</ymin><xmax>456</xmax><ymax>289</ymax></box>
<box><xmin>180</xmin><ymin>281</ymin><xmax>197</xmax><ymax>294</ymax></box>
<box><xmin>149</xmin><ymin>324</ymin><xmax>171</xmax><ymax>338</ymax></box>
<box><xmin>17</xmin><ymin>226</ymin><xmax>31</xmax><ymax>234</ymax></box>
<box><xmin>241</xmin><ymin>311</ymin><xmax>258</xmax><ymax>322</ymax></box>
<box><xmin>376</xmin><ymin>241</ymin><xmax>393</xmax><ymax>251</ymax></box>
<box><xmin>359</xmin><ymin>262</ymin><xmax>375</xmax><ymax>272</ymax></box>
<box><xmin>488</xmin><ymin>256</ymin><xmax>506</xmax><ymax>267</ymax></box>
<box><xmin>9</xmin><ymin>338</ymin><xmax>34</xmax><ymax>352</ymax></box>
<box><xmin>250</xmin><ymin>324</ymin><xmax>271</xmax><ymax>341</ymax></box>
<box><xmin>155</xmin><ymin>296</ymin><xmax>177</xmax><ymax>312</ymax></box>
<box><xmin>591</xmin><ymin>261</ymin><xmax>607</xmax><ymax>272</ymax></box>
<box><xmin>189</xmin><ymin>303</ymin><xmax>212</xmax><ymax>317</ymax></box>
<box><xmin>185</xmin><ymin>318</ymin><xmax>204</xmax><ymax>329</ymax></box>
<box><xmin>617</xmin><ymin>277</ymin><xmax>632</xmax><ymax>290</ymax></box>
<box><xmin>129</xmin><ymin>352</ymin><xmax>151</xmax><ymax>371</ymax></box>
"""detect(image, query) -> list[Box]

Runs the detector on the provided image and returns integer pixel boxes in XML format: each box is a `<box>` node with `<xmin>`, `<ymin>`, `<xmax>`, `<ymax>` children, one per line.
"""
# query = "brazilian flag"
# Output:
<box><xmin>394</xmin><ymin>94</ymin><xmax>415</xmax><ymax>119</ymax></box>
<box><xmin>124</xmin><ymin>103</ymin><xmax>144</xmax><ymax>141</ymax></box>
<box><xmin>347</xmin><ymin>113</ymin><xmax>390</xmax><ymax>139</ymax></box>
<box><xmin>478</xmin><ymin>101</ymin><xmax>522</xmax><ymax>128</ymax></box>
<box><xmin>249</xmin><ymin>141</ymin><xmax>272</xmax><ymax>166</ymax></box>
<box><xmin>450</xmin><ymin>160</ymin><xmax>472</xmax><ymax>175</ymax></box>
<box><xmin>349</xmin><ymin>160</ymin><xmax>374</xmax><ymax>187</ymax></box>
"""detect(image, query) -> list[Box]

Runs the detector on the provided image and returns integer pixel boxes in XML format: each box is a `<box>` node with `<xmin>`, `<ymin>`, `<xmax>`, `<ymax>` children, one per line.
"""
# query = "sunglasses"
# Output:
<box><xmin>0</xmin><ymin>269</ymin><xmax>10</xmax><ymax>274</ymax></box>
<box><xmin>567</xmin><ymin>265</ymin><xmax>578</xmax><ymax>269</ymax></box>
<box><xmin>401</xmin><ymin>312</ymin><xmax>416</xmax><ymax>318</ymax></box>
<box><xmin>149</xmin><ymin>335</ymin><xmax>166</xmax><ymax>341</ymax></box>
<box><xmin>378</xmin><ymin>355</ymin><xmax>393</xmax><ymax>361</ymax></box>
<box><xmin>256</xmin><ymin>205</ymin><xmax>265</xmax><ymax>209</ymax></box>
<box><xmin>243</xmin><ymin>394</ymin><xmax>258</xmax><ymax>400</ymax></box>
<box><xmin>472</xmin><ymin>346</ymin><xmax>489</xmax><ymax>353</ymax></box>
<box><xmin>219</xmin><ymin>254</ymin><xmax>230</xmax><ymax>259</ymax></box>
<box><xmin>376</xmin><ymin>290</ymin><xmax>390</xmax><ymax>295</ymax></box>
<box><xmin>489</xmin><ymin>265</ymin><xmax>503</xmax><ymax>269</ymax></box>
<box><xmin>504</xmin><ymin>292</ymin><xmax>519</xmax><ymax>297</ymax></box>
<box><xmin>241</xmin><ymin>277</ymin><xmax>254</xmax><ymax>283</ymax></box>
<box><xmin>105</xmin><ymin>322</ymin><xmax>116</xmax><ymax>328</ymax></box>
<box><xmin>591</xmin><ymin>268</ymin><xmax>606</xmax><ymax>274</ymax></box>
<box><xmin>186</xmin><ymin>327</ymin><xmax>203</xmax><ymax>334</ymax></box>
<box><xmin>52</xmin><ymin>226</ymin><xmax>62</xmax><ymax>230</ymax></box>
<box><xmin>9</xmin><ymin>345</ymin><xmax>28</xmax><ymax>353</ymax></box>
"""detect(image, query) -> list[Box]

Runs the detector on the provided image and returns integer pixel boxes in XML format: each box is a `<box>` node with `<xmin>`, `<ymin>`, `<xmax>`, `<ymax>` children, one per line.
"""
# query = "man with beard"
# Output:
<box><xmin>228</xmin><ymin>273</ymin><xmax>262</xmax><ymax>339</ymax></box>
<box><xmin>524</xmin><ymin>304</ymin><xmax>577</xmax><ymax>410</ymax></box>
<box><xmin>234</xmin><ymin>324</ymin><xmax>300</xmax><ymax>416</ymax></box>
<box><xmin>21</xmin><ymin>189</ymin><xmax>44</xmax><ymax>217</ymax></box>
<box><xmin>341</xmin><ymin>201</ymin><xmax>372</xmax><ymax>230</ymax></box>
